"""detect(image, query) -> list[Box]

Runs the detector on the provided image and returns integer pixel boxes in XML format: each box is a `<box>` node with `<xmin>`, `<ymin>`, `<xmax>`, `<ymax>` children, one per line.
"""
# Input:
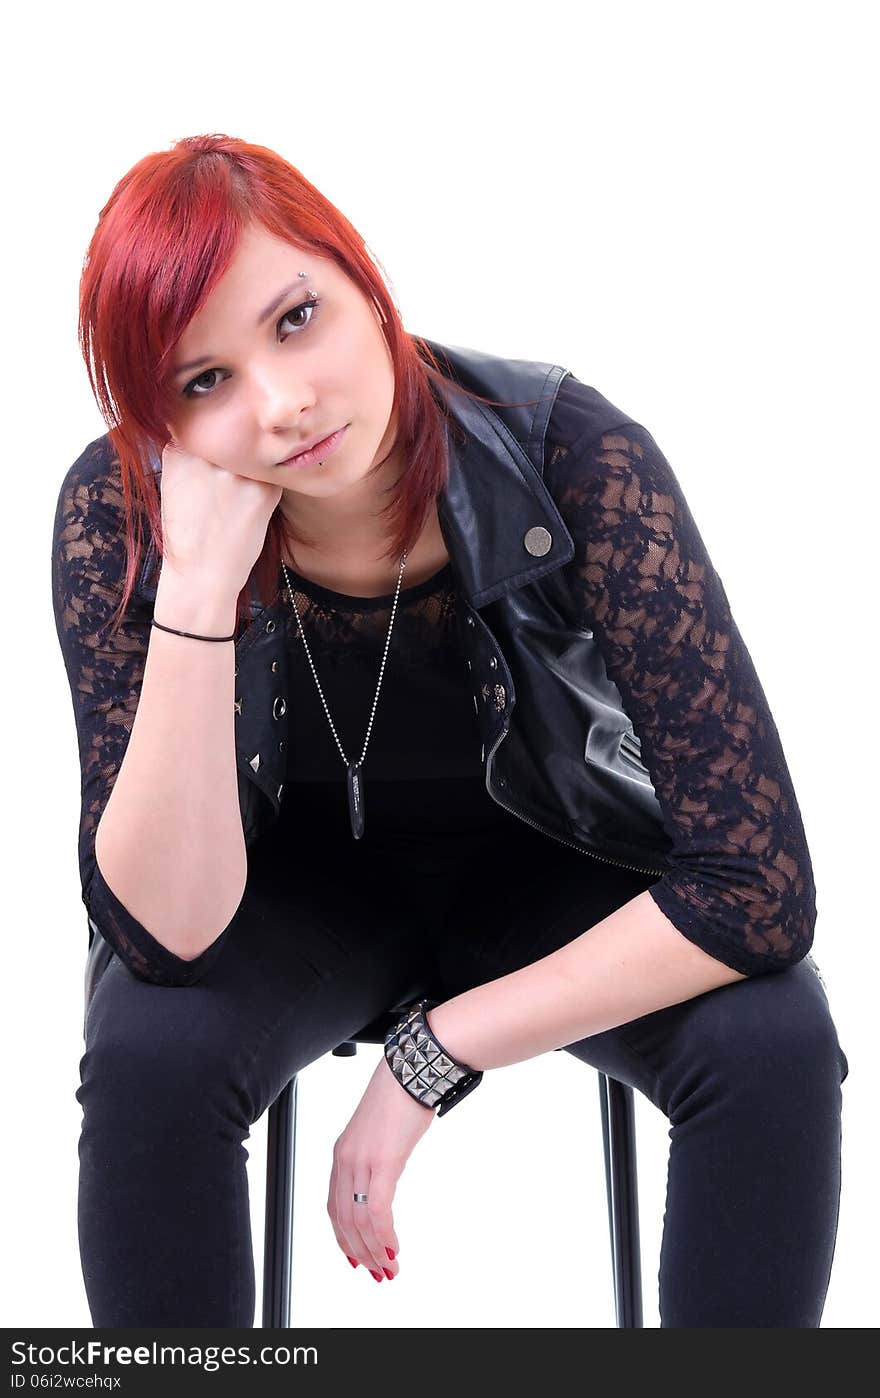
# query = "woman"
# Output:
<box><xmin>52</xmin><ymin>133</ymin><xmax>848</xmax><ymax>1327</ymax></box>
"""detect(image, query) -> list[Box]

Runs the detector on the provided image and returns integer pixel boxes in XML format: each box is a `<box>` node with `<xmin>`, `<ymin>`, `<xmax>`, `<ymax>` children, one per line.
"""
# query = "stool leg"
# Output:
<box><xmin>263</xmin><ymin>1076</ymin><xmax>298</xmax><ymax>1327</ymax></box>
<box><xmin>598</xmin><ymin>1072</ymin><xmax>643</xmax><ymax>1328</ymax></box>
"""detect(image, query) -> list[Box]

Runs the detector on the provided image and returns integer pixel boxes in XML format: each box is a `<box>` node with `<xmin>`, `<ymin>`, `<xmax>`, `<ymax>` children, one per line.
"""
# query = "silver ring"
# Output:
<box><xmin>353</xmin><ymin>1192</ymin><xmax>369</xmax><ymax>1203</ymax></box>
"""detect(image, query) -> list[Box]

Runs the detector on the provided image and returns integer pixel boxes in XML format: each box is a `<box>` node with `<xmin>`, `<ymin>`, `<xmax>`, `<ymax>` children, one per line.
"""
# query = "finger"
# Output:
<box><xmin>359</xmin><ymin>1167</ymin><xmax>400</xmax><ymax>1277</ymax></box>
<box><xmin>331</xmin><ymin>1153</ymin><xmax>381</xmax><ymax>1277</ymax></box>
<box><xmin>337</xmin><ymin>1161</ymin><xmax>394</xmax><ymax>1279</ymax></box>
<box><xmin>344</xmin><ymin>1166</ymin><xmax>399</xmax><ymax>1279</ymax></box>
<box><xmin>352</xmin><ymin>1184</ymin><xmax>390</xmax><ymax>1279</ymax></box>
<box><xmin>344</xmin><ymin>1173</ymin><xmax>388</xmax><ymax>1277</ymax></box>
<box><xmin>327</xmin><ymin>1154</ymin><xmax>361</xmax><ymax>1270</ymax></box>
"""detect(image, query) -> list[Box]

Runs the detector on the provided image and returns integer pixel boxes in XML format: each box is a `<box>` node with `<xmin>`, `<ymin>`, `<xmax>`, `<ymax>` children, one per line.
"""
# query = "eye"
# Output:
<box><xmin>181</xmin><ymin>296</ymin><xmax>321</xmax><ymax>399</ymax></box>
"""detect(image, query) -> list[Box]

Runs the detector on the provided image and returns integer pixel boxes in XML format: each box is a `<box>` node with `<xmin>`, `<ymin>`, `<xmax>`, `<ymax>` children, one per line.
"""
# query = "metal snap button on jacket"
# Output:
<box><xmin>524</xmin><ymin>525</ymin><xmax>552</xmax><ymax>556</ymax></box>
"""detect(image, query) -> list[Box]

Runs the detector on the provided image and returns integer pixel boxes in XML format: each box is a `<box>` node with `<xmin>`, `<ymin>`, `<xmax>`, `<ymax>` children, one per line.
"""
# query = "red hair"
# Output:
<box><xmin>78</xmin><ymin>133</ymin><xmax>541</xmax><ymax>638</ymax></box>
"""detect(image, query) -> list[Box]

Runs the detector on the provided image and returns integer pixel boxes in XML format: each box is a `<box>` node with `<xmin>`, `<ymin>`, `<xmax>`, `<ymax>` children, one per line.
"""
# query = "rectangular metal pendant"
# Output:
<box><xmin>347</xmin><ymin>761</ymin><xmax>365</xmax><ymax>840</ymax></box>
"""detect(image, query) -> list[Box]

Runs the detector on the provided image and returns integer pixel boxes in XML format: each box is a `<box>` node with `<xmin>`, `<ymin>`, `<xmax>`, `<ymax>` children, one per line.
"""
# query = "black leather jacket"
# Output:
<box><xmin>221</xmin><ymin>337</ymin><xmax>671</xmax><ymax>880</ymax></box>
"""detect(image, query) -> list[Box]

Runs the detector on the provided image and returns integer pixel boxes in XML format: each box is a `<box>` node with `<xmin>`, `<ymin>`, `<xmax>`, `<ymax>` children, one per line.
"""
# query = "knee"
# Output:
<box><xmin>78</xmin><ymin>987</ymin><xmax>234</xmax><ymax>1123</ymax></box>
<box><xmin>676</xmin><ymin>957</ymin><xmax>847</xmax><ymax>1100</ymax></box>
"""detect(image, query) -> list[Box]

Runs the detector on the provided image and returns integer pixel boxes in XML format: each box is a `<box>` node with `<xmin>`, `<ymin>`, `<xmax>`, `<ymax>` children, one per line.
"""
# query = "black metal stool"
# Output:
<box><xmin>263</xmin><ymin>996</ymin><xmax>643</xmax><ymax>1328</ymax></box>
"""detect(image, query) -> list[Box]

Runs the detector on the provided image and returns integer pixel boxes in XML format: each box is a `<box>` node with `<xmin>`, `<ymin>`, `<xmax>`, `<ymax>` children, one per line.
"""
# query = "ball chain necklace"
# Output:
<box><xmin>280</xmin><ymin>551</ymin><xmax>408</xmax><ymax>840</ymax></box>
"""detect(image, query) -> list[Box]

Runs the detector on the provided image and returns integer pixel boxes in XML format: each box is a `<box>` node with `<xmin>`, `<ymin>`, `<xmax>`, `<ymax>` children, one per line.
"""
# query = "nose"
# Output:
<box><xmin>250</xmin><ymin>362</ymin><xmax>317</xmax><ymax>434</ymax></box>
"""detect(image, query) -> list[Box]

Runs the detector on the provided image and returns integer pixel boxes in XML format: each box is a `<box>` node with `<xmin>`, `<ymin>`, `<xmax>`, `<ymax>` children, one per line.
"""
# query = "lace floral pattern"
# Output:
<box><xmin>278</xmin><ymin>566</ymin><xmax>461</xmax><ymax>671</ymax></box>
<box><xmin>51</xmin><ymin>439</ymin><xmax>235</xmax><ymax>985</ymax></box>
<box><xmin>545</xmin><ymin>407</ymin><xmax>816</xmax><ymax>972</ymax></box>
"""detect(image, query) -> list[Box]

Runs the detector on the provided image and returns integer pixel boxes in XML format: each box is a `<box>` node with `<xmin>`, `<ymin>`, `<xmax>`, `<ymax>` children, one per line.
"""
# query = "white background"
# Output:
<box><xmin>2</xmin><ymin>0</ymin><xmax>876</xmax><ymax>1330</ymax></box>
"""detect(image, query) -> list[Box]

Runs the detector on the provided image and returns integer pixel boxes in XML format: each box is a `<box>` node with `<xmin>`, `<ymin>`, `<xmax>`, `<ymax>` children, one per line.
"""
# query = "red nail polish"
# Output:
<box><xmin>383</xmin><ymin>1267</ymin><xmax>394</xmax><ymax>1280</ymax></box>
<box><xmin>370</xmin><ymin>1269</ymin><xmax>383</xmax><ymax>1282</ymax></box>
<box><xmin>385</xmin><ymin>1246</ymin><xmax>396</xmax><ymax>1260</ymax></box>
<box><xmin>347</xmin><ymin>1256</ymin><xmax>359</xmax><ymax>1268</ymax></box>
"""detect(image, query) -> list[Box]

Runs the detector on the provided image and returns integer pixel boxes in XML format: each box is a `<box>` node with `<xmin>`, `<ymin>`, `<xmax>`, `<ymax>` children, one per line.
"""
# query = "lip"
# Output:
<box><xmin>276</xmin><ymin>424</ymin><xmax>348</xmax><ymax>468</ymax></box>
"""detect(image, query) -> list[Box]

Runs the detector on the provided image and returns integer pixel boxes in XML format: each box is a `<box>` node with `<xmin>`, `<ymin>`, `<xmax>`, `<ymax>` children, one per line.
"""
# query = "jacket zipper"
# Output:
<box><xmin>484</xmin><ymin>722</ymin><xmax>668</xmax><ymax>878</ymax></box>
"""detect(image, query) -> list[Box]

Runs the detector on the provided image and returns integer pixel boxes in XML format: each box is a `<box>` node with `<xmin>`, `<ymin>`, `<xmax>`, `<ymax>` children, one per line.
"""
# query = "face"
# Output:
<box><xmin>166</xmin><ymin>220</ymin><xmax>401</xmax><ymax>537</ymax></box>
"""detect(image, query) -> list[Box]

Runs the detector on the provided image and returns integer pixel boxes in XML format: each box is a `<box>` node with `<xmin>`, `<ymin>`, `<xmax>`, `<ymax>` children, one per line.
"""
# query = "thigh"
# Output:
<box><xmin>82</xmin><ymin>841</ymin><xmax>438</xmax><ymax>1123</ymax></box>
<box><xmin>586</xmin><ymin>950</ymin><xmax>850</xmax><ymax>1116</ymax></box>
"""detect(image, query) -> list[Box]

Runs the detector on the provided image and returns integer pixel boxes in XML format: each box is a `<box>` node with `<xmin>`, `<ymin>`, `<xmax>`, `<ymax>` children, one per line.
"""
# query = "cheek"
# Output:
<box><xmin>352</xmin><ymin>350</ymin><xmax>395</xmax><ymax>425</ymax></box>
<box><xmin>197</xmin><ymin>406</ymin><xmax>254</xmax><ymax>458</ymax></box>
<box><xmin>173</xmin><ymin>419</ymin><xmax>247</xmax><ymax>475</ymax></box>
<box><xmin>341</xmin><ymin>324</ymin><xmax>394</xmax><ymax>403</ymax></box>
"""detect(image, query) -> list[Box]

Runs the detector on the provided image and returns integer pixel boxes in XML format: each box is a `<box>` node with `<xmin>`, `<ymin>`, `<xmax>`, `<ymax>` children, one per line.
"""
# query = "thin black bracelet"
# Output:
<box><xmin>151</xmin><ymin>619</ymin><xmax>236</xmax><ymax>643</ymax></box>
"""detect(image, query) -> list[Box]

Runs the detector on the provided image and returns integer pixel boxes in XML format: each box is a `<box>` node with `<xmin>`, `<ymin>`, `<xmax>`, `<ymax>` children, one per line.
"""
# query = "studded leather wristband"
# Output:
<box><xmin>383</xmin><ymin>998</ymin><xmax>484</xmax><ymax>1116</ymax></box>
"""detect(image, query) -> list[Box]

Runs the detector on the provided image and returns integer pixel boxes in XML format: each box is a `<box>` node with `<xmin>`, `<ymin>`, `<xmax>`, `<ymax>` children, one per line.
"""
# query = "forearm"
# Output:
<box><xmin>426</xmin><ymin>888</ymin><xmax>747</xmax><ymax>1072</ymax></box>
<box><xmin>94</xmin><ymin>568</ymin><xmax>247</xmax><ymax>961</ymax></box>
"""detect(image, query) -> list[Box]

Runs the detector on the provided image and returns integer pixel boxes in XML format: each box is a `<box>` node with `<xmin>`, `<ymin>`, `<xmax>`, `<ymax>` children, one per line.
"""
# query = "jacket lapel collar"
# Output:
<box><xmin>432</xmin><ymin>354</ymin><xmax>574</xmax><ymax>608</ymax></box>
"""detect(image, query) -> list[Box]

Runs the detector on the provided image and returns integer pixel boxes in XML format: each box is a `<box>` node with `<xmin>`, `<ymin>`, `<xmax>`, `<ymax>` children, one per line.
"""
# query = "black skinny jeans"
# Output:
<box><xmin>76</xmin><ymin>785</ymin><xmax>849</xmax><ymax>1328</ymax></box>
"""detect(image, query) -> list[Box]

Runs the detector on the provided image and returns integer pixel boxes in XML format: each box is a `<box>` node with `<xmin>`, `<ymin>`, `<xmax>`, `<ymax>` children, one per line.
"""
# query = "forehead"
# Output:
<box><xmin>173</xmin><ymin>231</ymin><xmax>347</xmax><ymax>356</ymax></box>
<box><xmin>229</xmin><ymin>223</ymin><xmax>341</xmax><ymax>284</ymax></box>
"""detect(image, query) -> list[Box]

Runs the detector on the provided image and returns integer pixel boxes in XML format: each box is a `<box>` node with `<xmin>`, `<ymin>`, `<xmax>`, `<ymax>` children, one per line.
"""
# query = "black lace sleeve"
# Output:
<box><xmin>51</xmin><ymin>436</ymin><xmax>231</xmax><ymax>986</ymax></box>
<box><xmin>547</xmin><ymin>397</ymin><xmax>817</xmax><ymax>976</ymax></box>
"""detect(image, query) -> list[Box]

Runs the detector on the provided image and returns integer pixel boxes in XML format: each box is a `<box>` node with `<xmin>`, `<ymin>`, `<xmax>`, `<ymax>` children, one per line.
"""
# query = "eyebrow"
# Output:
<box><xmin>172</xmin><ymin>280</ymin><xmax>309</xmax><ymax>378</ymax></box>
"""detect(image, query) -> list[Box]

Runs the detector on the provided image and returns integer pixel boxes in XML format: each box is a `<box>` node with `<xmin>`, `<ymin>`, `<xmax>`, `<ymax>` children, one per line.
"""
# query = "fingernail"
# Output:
<box><xmin>370</xmin><ymin>1269</ymin><xmax>383</xmax><ymax>1282</ymax></box>
<box><xmin>347</xmin><ymin>1256</ymin><xmax>359</xmax><ymax>1269</ymax></box>
<box><xmin>383</xmin><ymin>1267</ymin><xmax>395</xmax><ymax>1280</ymax></box>
<box><xmin>385</xmin><ymin>1246</ymin><xmax>396</xmax><ymax>1260</ymax></box>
